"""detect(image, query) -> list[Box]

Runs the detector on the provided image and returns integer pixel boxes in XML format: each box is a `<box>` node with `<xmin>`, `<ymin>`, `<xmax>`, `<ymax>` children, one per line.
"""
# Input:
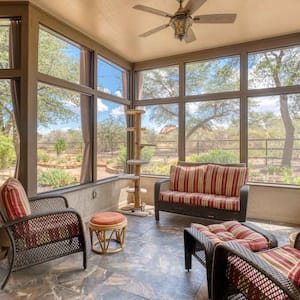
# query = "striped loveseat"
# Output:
<box><xmin>154</xmin><ymin>162</ymin><xmax>248</xmax><ymax>222</ymax></box>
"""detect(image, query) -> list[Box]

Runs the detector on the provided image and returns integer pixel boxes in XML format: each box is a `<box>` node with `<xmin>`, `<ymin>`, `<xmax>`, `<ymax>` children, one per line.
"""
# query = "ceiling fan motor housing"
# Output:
<box><xmin>170</xmin><ymin>14</ymin><xmax>193</xmax><ymax>40</ymax></box>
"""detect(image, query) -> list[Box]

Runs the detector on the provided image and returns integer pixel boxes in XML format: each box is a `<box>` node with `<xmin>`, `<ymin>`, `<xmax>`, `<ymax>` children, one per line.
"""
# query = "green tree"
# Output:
<box><xmin>0</xmin><ymin>25</ymin><xmax>80</xmax><ymax>141</ymax></box>
<box><xmin>98</xmin><ymin>116</ymin><xmax>126</xmax><ymax>153</ymax></box>
<box><xmin>54</xmin><ymin>138</ymin><xmax>66</xmax><ymax>157</ymax></box>
<box><xmin>249</xmin><ymin>47</ymin><xmax>300</xmax><ymax>167</ymax></box>
<box><xmin>141</xmin><ymin>58</ymin><xmax>240</xmax><ymax>141</ymax></box>
<box><xmin>0</xmin><ymin>134</ymin><xmax>16</xmax><ymax>169</ymax></box>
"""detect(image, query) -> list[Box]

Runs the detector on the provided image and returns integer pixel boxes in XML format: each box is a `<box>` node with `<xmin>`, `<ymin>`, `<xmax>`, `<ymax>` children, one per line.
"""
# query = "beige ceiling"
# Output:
<box><xmin>29</xmin><ymin>0</ymin><xmax>300</xmax><ymax>63</ymax></box>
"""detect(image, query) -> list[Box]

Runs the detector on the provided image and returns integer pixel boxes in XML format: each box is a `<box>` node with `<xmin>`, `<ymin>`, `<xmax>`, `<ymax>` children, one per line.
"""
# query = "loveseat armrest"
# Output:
<box><xmin>154</xmin><ymin>178</ymin><xmax>170</xmax><ymax>221</ymax></box>
<box><xmin>29</xmin><ymin>194</ymin><xmax>69</xmax><ymax>214</ymax></box>
<box><xmin>238</xmin><ymin>184</ymin><xmax>249</xmax><ymax>222</ymax></box>
<box><xmin>212</xmin><ymin>242</ymin><xmax>300</xmax><ymax>300</ymax></box>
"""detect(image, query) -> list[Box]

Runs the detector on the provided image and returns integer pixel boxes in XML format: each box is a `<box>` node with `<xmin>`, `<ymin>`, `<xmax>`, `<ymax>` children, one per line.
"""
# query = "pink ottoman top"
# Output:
<box><xmin>90</xmin><ymin>212</ymin><xmax>126</xmax><ymax>225</ymax></box>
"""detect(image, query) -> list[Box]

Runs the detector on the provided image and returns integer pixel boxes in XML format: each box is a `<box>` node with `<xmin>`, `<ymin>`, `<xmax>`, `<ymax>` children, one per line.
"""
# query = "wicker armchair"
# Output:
<box><xmin>0</xmin><ymin>194</ymin><xmax>87</xmax><ymax>289</ymax></box>
<box><xmin>184</xmin><ymin>222</ymin><xmax>278</xmax><ymax>298</ymax></box>
<box><xmin>212</xmin><ymin>241</ymin><xmax>300</xmax><ymax>300</ymax></box>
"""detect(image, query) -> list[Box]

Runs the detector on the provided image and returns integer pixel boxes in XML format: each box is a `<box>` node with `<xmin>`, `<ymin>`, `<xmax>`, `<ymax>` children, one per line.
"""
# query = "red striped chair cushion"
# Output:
<box><xmin>258</xmin><ymin>245</ymin><xmax>300</xmax><ymax>285</ymax></box>
<box><xmin>0</xmin><ymin>177</ymin><xmax>31</xmax><ymax>220</ymax></box>
<box><xmin>169</xmin><ymin>165</ymin><xmax>206</xmax><ymax>193</ymax></box>
<box><xmin>159</xmin><ymin>190</ymin><xmax>240</xmax><ymax>211</ymax></box>
<box><xmin>204</xmin><ymin>164</ymin><xmax>248</xmax><ymax>197</ymax></box>
<box><xmin>288</xmin><ymin>261</ymin><xmax>300</xmax><ymax>286</ymax></box>
<box><xmin>191</xmin><ymin>221</ymin><xmax>269</xmax><ymax>251</ymax></box>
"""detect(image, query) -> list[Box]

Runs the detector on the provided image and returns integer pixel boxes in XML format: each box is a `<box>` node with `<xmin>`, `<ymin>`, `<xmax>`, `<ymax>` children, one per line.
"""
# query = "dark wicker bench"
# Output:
<box><xmin>184</xmin><ymin>222</ymin><xmax>278</xmax><ymax>299</ymax></box>
<box><xmin>212</xmin><ymin>239</ymin><xmax>300</xmax><ymax>300</ymax></box>
<box><xmin>155</xmin><ymin>162</ymin><xmax>249</xmax><ymax>222</ymax></box>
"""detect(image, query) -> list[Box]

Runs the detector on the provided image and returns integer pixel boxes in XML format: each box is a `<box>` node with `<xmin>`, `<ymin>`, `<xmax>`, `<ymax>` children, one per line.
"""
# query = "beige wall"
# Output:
<box><xmin>248</xmin><ymin>185</ymin><xmax>300</xmax><ymax>225</ymax></box>
<box><xmin>62</xmin><ymin>179</ymin><xmax>131</xmax><ymax>223</ymax></box>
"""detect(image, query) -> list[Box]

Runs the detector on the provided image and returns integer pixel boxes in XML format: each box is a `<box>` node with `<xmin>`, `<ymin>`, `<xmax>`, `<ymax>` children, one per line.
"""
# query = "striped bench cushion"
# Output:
<box><xmin>204</xmin><ymin>164</ymin><xmax>248</xmax><ymax>197</ymax></box>
<box><xmin>169</xmin><ymin>165</ymin><xmax>206</xmax><ymax>193</ymax></box>
<box><xmin>191</xmin><ymin>221</ymin><xmax>269</xmax><ymax>251</ymax></box>
<box><xmin>258</xmin><ymin>245</ymin><xmax>300</xmax><ymax>286</ymax></box>
<box><xmin>0</xmin><ymin>177</ymin><xmax>31</xmax><ymax>220</ymax></box>
<box><xmin>159</xmin><ymin>190</ymin><xmax>240</xmax><ymax>211</ymax></box>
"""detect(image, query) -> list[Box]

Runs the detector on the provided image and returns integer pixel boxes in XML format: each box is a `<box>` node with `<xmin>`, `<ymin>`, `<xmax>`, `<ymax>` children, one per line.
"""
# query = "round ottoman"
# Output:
<box><xmin>89</xmin><ymin>212</ymin><xmax>127</xmax><ymax>254</ymax></box>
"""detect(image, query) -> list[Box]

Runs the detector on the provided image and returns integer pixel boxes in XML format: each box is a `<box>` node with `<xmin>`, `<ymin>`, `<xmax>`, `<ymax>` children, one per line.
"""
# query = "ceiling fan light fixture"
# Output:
<box><xmin>170</xmin><ymin>15</ymin><xmax>193</xmax><ymax>41</ymax></box>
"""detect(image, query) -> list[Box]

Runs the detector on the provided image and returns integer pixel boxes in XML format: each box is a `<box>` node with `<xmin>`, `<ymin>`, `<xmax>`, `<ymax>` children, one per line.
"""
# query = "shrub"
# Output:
<box><xmin>54</xmin><ymin>138</ymin><xmax>66</xmax><ymax>156</ymax></box>
<box><xmin>116</xmin><ymin>146</ymin><xmax>154</xmax><ymax>169</ymax></box>
<box><xmin>266</xmin><ymin>165</ymin><xmax>286</xmax><ymax>175</ymax></box>
<box><xmin>37</xmin><ymin>150</ymin><xmax>50</xmax><ymax>163</ymax></box>
<box><xmin>38</xmin><ymin>169</ymin><xmax>76</xmax><ymax>188</ymax></box>
<box><xmin>0</xmin><ymin>135</ymin><xmax>16</xmax><ymax>169</ymax></box>
<box><xmin>188</xmin><ymin>149</ymin><xmax>239</xmax><ymax>164</ymax></box>
<box><xmin>76</xmin><ymin>154</ymin><xmax>82</xmax><ymax>162</ymax></box>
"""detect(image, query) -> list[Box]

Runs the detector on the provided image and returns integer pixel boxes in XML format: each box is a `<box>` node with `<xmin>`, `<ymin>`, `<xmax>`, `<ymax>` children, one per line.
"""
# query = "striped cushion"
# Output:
<box><xmin>288</xmin><ymin>261</ymin><xmax>300</xmax><ymax>286</ymax></box>
<box><xmin>169</xmin><ymin>165</ymin><xmax>206</xmax><ymax>193</ymax></box>
<box><xmin>258</xmin><ymin>245</ymin><xmax>300</xmax><ymax>283</ymax></box>
<box><xmin>191</xmin><ymin>221</ymin><xmax>269</xmax><ymax>251</ymax></box>
<box><xmin>160</xmin><ymin>190</ymin><xmax>240</xmax><ymax>211</ymax></box>
<box><xmin>204</xmin><ymin>164</ymin><xmax>248</xmax><ymax>197</ymax></box>
<box><xmin>0</xmin><ymin>178</ymin><xmax>31</xmax><ymax>220</ymax></box>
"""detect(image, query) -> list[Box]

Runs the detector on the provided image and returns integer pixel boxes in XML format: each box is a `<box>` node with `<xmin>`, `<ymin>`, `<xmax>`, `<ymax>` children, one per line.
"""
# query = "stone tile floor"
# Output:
<box><xmin>0</xmin><ymin>212</ymin><xmax>299</xmax><ymax>300</ymax></box>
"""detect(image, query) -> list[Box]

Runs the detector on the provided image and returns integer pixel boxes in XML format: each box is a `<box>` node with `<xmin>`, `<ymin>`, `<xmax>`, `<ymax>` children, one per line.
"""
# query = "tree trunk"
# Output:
<box><xmin>270</xmin><ymin>51</ymin><xmax>295</xmax><ymax>167</ymax></box>
<box><xmin>280</xmin><ymin>94</ymin><xmax>294</xmax><ymax>167</ymax></box>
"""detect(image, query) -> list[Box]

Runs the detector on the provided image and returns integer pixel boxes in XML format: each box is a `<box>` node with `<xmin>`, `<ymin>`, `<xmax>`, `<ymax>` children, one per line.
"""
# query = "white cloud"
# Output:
<box><xmin>115</xmin><ymin>90</ymin><xmax>122</xmax><ymax>97</ymax></box>
<box><xmin>103</xmin><ymin>87</ymin><xmax>111</xmax><ymax>94</ymax></box>
<box><xmin>97</xmin><ymin>99</ymin><xmax>109</xmax><ymax>112</ymax></box>
<box><xmin>111</xmin><ymin>105</ymin><xmax>124</xmax><ymax>116</ymax></box>
<box><xmin>187</xmin><ymin>102</ymin><xmax>199</xmax><ymax>113</ymax></box>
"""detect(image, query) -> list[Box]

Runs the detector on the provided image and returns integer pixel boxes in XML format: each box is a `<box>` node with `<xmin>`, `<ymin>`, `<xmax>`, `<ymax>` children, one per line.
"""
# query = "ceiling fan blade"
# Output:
<box><xmin>139</xmin><ymin>24</ymin><xmax>170</xmax><ymax>38</ymax></box>
<box><xmin>133</xmin><ymin>5</ymin><xmax>173</xmax><ymax>18</ymax></box>
<box><xmin>184</xmin><ymin>27</ymin><xmax>196</xmax><ymax>43</ymax></box>
<box><xmin>184</xmin><ymin>0</ymin><xmax>207</xmax><ymax>14</ymax></box>
<box><xmin>193</xmin><ymin>14</ymin><xmax>237</xmax><ymax>23</ymax></box>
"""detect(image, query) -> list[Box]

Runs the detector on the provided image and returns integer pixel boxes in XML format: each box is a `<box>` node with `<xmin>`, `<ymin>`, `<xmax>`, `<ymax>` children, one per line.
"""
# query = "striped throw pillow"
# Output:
<box><xmin>204</xmin><ymin>164</ymin><xmax>248</xmax><ymax>197</ymax></box>
<box><xmin>169</xmin><ymin>165</ymin><xmax>206</xmax><ymax>193</ymax></box>
<box><xmin>288</xmin><ymin>261</ymin><xmax>300</xmax><ymax>286</ymax></box>
<box><xmin>0</xmin><ymin>178</ymin><xmax>31</xmax><ymax>220</ymax></box>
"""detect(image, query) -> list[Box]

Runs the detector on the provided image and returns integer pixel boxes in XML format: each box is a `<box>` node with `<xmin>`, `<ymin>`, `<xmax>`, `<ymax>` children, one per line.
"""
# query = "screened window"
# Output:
<box><xmin>37</xmin><ymin>83</ymin><xmax>89</xmax><ymax>192</ymax></box>
<box><xmin>248</xmin><ymin>94</ymin><xmax>300</xmax><ymax>184</ymax></box>
<box><xmin>0</xmin><ymin>79</ymin><xmax>17</xmax><ymax>184</ymax></box>
<box><xmin>0</xmin><ymin>18</ymin><xmax>21</xmax><ymax>69</ymax></box>
<box><xmin>248</xmin><ymin>45</ymin><xmax>300</xmax><ymax>89</ymax></box>
<box><xmin>185</xmin><ymin>99</ymin><xmax>240</xmax><ymax>163</ymax></box>
<box><xmin>97</xmin><ymin>57</ymin><xmax>128</xmax><ymax>98</ymax></box>
<box><xmin>0</xmin><ymin>19</ymin><xmax>10</xmax><ymax>68</ymax></box>
<box><xmin>137</xmin><ymin>66</ymin><xmax>179</xmax><ymax>100</ymax></box>
<box><xmin>185</xmin><ymin>56</ymin><xmax>240</xmax><ymax>95</ymax></box>
<box><xmin>139</xmin><ymin>104</ymin><xmax>178</xmax><ymax>175</ymax></box>
<box><xmin>38</xmin><ymin>27</ymin><xmax>84</xmax><ymax>85</ymax></box>
<box><xmin>97</xmin><ymin>99</ymin><xmax>127</xmax><ymax>180</ymax></box>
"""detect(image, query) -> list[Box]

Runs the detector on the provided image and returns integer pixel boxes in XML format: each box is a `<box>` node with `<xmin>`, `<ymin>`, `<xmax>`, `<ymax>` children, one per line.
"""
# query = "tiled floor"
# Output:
<box><xmin>0</xmin><ymin>212</ymin><xmax>299</xmax><ymax>300</ymax></box>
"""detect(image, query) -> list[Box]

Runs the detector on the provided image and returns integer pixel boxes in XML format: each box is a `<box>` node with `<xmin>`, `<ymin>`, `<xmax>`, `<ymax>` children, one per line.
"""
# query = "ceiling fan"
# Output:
<box><xmin>133</xmin><ymin>0</ymin><xmax>237</xmax><ymax>43</ymax></box>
